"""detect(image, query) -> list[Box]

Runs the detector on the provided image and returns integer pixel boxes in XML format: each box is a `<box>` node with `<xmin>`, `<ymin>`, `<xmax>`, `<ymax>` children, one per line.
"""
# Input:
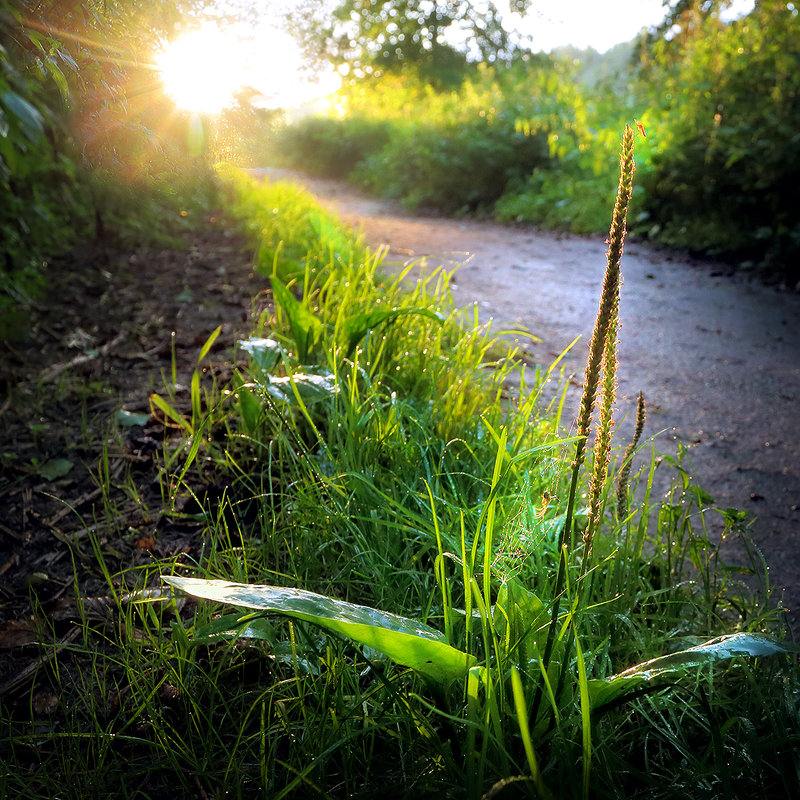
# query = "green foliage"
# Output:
<box><xmin>138</xmin><ymin>144</ymin><xmax>797</xmax><ymax>797</ymax></box>
<box><xmin>213</xmin><ymin>90</ymin><xmax>285</xmax><ymax>167</ymax></box>
<box><xmin>163</xmin><ymin>576</ymin><xmax>477</xmax><ymax>683</ymax></box>
<box><xmin>0</xmin><ymin>0</ymin><xmax>225</xmax><ymax>338</ymax></box>
<box><xmin>637</xmin><ymin>1</ymin><xmax>800</xmax><ymax>278</ymax></box>
<box><xmin>8</xmin><ymin>154</ymin><xmax>797</xmax><ymax>798</ymax></box>
<box><xmin>289</xmin><ymin>0</ymin><xmax>533</xmax><ymax>85</ymax></box>
<box><xmin>271</xmin><ymin>59</ymin><xmax>653</xmax><ymax>226</ymax></box>
<box><xmin>0</xmin><ymin>0</ymin><xmax>73</xmax><ymax>333</ymax></box>
<box><xmin>273</xmin><ymin>114</ymin><xmax>391</xmax><ymax>178</ymax></box>
<box><xmin>276</xmin><ymin>66</ymin><xmax>560</xmax><ymax>213</ymax></box>
<box><xmin>356</xmin><ymin>110</ymin><xmax>549</xmax><ymax>212</ymax></box>
<box><xmin>274</xmin><ymin>3</ymin><xmax>800</xmax><ymax>278</ymax></box>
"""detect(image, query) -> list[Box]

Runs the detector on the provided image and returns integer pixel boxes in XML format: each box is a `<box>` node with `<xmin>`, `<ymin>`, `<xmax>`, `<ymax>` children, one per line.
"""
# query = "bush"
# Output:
<box><xmin>355</xmin><ymin>112</ymin><xmax>549</xmax><ymax>213</ymax></box>
<box><xmin>273</xmin><ymin>115</ymin><xmax>391</xmax><ymax>179</ymax></box>
<box><xmin>637</xmin><ymin>2</ymin><xmax>800</xmax><ymax>280</ymax></box>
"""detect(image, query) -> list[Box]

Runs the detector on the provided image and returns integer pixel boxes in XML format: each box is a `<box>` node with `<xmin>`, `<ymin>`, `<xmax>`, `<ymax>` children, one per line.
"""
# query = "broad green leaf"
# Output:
<box><xmin>162</xmin><ymin>576</ymin><xmax>475</xmax><ymax>684</ymax></box>
<box><xmin>494</xmin><ymin>578</ymin><xmax>548</xmax><ymax>659</ymax></box>
<box><xmin>271</xmin><ymin>276</ymin><xmax>324</xmax><ymax>362</ymax></box>
<box><xmin>342</xmin><ymin>307</ymin><xmax>444</xmax><ymax>356</ymax></box>
<box><xmin>116</xmin><ymin>409</ymin><xmax>150</xmax><ymax>428</ymax></box>
<box><xmin>193</xmin><ymin>611</ymin><xmax>276</xmax><ymax>643</ymax></box>
<box><xmin>264</xmin><ymin>371</ymin><xmax>337</xmax><ymax>405</ymax></box>
<box><xmin>237</xmin><ymin>385</ymin><xmax>262</xmax><ymax>434</ymax></box>
<box><xmin>589</xmin><ymin>632</ymin><xmax>796</xmax><ymax>711</ymax></box>
<box><xmin>238</xmin><ymin>337</ymin><xmax>283</xmax><ymax>372</ymax></box>
<box><xmin>1</xmin><ymin>90</ymin><xmax>44</xmax><ymax>142</ymax></box>
<box><xmin>35</xmin><ymin>458</ymin><xmax>73</xmax><ymax>480</ymax></box>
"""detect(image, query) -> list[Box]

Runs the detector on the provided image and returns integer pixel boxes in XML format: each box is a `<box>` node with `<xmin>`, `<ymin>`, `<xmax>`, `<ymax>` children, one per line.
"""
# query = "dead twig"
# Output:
<box><xmin>0</xmin><ymin>626</ymin><xmax>82</xmax><ymax>698</ymax></box>
<box><xmin>40</xmin><ymin>330</ymin><xmax>126</xmax><ymax>382</ymax></box>
<box><xmin>44</xmin><ymin>486</ymin><xmax>104</xmax><ymax>527</ymax></box>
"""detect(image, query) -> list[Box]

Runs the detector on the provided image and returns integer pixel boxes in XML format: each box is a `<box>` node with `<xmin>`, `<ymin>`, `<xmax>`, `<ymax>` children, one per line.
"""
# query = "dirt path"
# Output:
<box><xmin>255</xmin><ymin>168</ymin><xmax>800</xmax><ymax>629</ymax></box>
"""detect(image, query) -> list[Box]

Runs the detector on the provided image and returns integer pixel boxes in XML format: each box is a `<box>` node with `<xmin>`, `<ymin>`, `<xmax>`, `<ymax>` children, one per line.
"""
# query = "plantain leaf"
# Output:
<box><xmin>193</xmin><ymin>611</ymin><xmax>276</xmax><ymax>643</ymax></box>
<box><xmin>238</xmin><ymin>337</ymin><xmax>283</xmax><ymax>373</ymax></box>
<box><xmin>237</xmin><ymin>385</ymin><xmax>262</xmax><ymax>434</ymax></box>
<box><xmin>162</xmin><ymin>576</ymin><xmax>475</xmax><ymax>684</ymax></box>
<box><xmin>264</xmin><ymin>371</ymin><xmax>337</xmax><ymax>405</ymax></box>
<box><xmin>494</xmin><ymin>577</ymin><xmax>548</xmax><ymax>659</ymax></box>
<box><xmin>589</xmin><ymin>632</ymin><xmax>796</xmax><ymax>711</ymax></box>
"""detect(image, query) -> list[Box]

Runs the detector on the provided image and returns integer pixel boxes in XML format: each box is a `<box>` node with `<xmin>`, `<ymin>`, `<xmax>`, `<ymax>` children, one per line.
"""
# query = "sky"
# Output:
<box><xmin>506</xmin><ymin>0</ymin><xmax>756</xmax><ymax>53</ymax></box>
<box><xmin>506</xmin><ymin>0</ymin><xmax>669</xmax><ymax>53</ymax></box>
<box><xmin>158</xmin><ymin>0</ymin><xmax>758</xmax><ymax>113</ymax></box>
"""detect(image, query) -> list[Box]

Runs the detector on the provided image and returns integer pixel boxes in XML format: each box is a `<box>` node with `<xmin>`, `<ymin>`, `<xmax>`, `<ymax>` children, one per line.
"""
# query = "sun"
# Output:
<box><xmin>156</xmin><ymin>22</ymin><xmax>341</xmax><ymax>115</ymax></box>
<box><xmin>157</xmin><ymin>25</ymin><xmax>246</xmax><ymax>114</ymax></box>
<box><xmin>156</xmin><ymin>21</ymin><xmax>342</xmax><ymax>115</ymax></box>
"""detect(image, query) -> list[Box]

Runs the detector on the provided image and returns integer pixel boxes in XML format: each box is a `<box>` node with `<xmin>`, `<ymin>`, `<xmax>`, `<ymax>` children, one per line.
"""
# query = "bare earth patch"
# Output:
<box><xmin>0</xmin><ymin>218</ymin><xmax>266</xmax><ymax>695</ymax></box>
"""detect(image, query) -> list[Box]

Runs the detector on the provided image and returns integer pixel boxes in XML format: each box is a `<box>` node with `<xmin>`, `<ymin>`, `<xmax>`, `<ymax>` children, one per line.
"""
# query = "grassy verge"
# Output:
<box><xmin>3</xmin><ymin>132</ymin><xmax>798</xmax><ymax>799</ymax></box>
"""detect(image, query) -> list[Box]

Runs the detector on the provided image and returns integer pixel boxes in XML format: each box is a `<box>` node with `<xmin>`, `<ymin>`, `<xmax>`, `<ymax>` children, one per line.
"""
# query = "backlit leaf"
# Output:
<box><xmin>343</xmin><ymin>307</ymin><xmax>443</xmax><ymax>355</ymax></box>
<box><xmin>589</xmin><ymin>632</ymin><xmax>796</xmax><ymax>711</ymax></box>
<box><xmin>239</xmin><ymin>337</ymin><xmax>283</xmax><ymax>372</ymax></box>
<box><xmin>264</xmin><ymin>371</ymin><xmax>337</xmax><ymax>405</ymax></box>
<box><xmin>163</xmin><ymin>576</ymin><xmax>475</xmax><ymax>684</ymax></box>
<box><xmin>271</xmin><ymin>276</ymin><xmax>324</xmax><ymax>362</ymax></box>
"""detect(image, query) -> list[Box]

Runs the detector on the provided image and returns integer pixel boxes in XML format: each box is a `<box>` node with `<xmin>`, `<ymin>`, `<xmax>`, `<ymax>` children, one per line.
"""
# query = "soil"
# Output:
<box><xmin>0</xmin><ymin>217</ymin><xmax>268</xmax><ymax>695</ymax></box>
<box><xmin>255</xmin><ymin>169</ymin><xmax>800</xmax><ymax>632</ymax></box>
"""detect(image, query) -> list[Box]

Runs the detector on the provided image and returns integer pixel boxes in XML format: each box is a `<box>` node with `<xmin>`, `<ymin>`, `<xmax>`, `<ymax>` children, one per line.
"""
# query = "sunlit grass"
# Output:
<box><xmin>4</xmin><ymin>155</ymin><xmax>797</xmax><ymax>800</ymax></box>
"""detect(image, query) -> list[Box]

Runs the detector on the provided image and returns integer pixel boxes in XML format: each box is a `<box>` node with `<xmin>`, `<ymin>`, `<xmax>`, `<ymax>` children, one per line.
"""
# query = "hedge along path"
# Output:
<box><xmin>251</xmin><ymin>167</ymin><xmax>800</xmax><ymax>632</ymax></box>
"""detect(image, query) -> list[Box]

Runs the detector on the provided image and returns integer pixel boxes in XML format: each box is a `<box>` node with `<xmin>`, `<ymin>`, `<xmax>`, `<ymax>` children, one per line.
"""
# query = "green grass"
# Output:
<box><xmin>3</xmin><ymin>141</ymin><xmax>798</xmax><ymax>800</ymax></box>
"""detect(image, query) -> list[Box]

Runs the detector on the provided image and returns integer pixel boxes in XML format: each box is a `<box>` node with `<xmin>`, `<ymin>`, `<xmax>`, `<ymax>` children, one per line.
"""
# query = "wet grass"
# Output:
<box><xmin>2</xmin><ymin>140</ymin><xmax>798</xmax><ymax>799</ymax></box>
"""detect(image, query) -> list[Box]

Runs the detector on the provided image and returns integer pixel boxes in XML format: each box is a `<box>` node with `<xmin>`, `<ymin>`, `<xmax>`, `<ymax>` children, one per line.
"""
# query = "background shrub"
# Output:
<box><xmin>274</xmin><ymin>115</ymin><xmax>391</xmax><ymax>179</ymax></box>
<box><xmin>354</xmin><ymin>112</ymin><xmax>549</xmax><ymax>212</ymax></box>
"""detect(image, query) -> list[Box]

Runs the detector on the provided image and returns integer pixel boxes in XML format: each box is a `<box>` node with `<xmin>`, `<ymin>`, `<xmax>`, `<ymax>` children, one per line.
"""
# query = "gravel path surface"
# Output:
<box><xmin>254</xmin><ymin>169</ymin><xmax>800</xmax><ymax>629</ymax></box>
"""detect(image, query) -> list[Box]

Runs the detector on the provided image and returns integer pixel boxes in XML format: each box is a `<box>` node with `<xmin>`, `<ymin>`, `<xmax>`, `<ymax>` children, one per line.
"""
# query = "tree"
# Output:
<box><xmin>638</xmin><ymin>0</ymin><xmax>800</xmax><ymax>276</ymax></box>
<box><xmin>288</xmin><ymin>0</ymin><xmax>533</xmax><ymax>83</ymax></box>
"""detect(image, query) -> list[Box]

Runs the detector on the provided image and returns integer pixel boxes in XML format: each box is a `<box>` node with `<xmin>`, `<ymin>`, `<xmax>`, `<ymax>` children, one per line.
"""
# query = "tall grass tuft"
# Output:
<box><xmin>535</xmin><ymin>124</ymin><xmax>635</xmax><ymax>700</ymax></box>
